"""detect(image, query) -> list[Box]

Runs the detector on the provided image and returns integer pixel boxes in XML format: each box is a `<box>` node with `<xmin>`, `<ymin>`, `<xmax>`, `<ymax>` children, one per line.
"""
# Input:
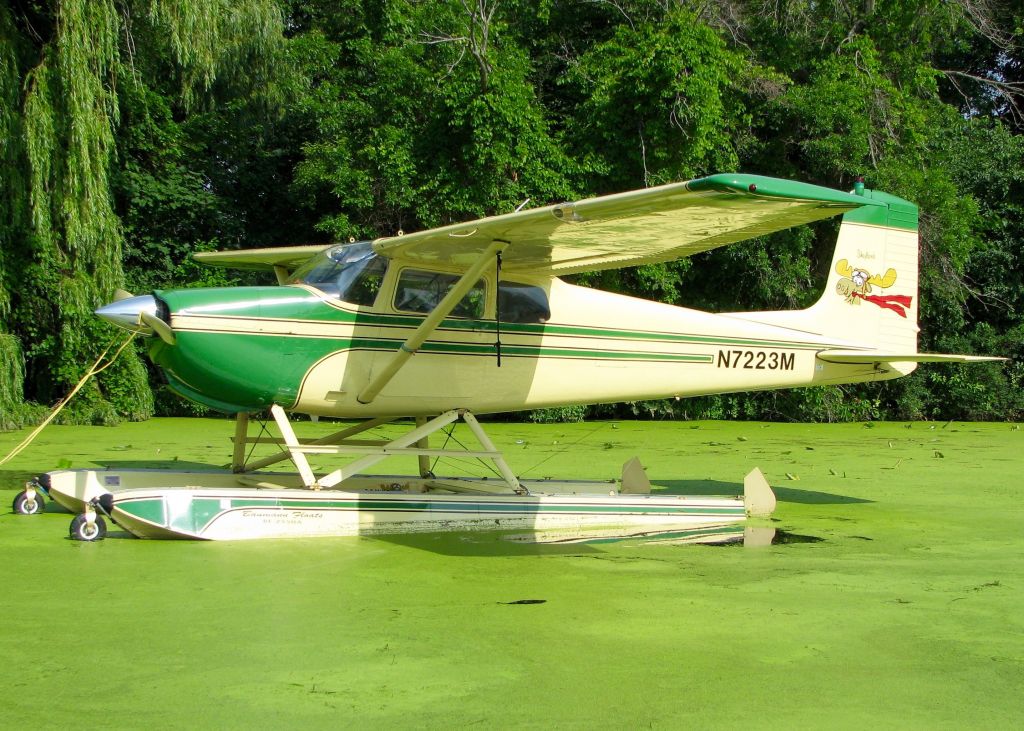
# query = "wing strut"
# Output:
<box><xmin>357</xmin><ymin>239</ymin><xmax>509</xmax><ymax>405</ymax></box>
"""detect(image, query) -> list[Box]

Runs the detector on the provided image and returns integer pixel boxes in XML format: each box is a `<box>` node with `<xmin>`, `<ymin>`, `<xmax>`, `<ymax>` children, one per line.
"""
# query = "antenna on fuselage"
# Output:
<box><xmin>495</xmin><ymin>251</ymin><xmax>503</xmax><ymax>368</ymax></box>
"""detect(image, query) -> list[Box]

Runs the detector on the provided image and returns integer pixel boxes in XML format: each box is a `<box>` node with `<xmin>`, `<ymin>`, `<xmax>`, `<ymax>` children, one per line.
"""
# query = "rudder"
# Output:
<box><xmin>806</xmin><ymin>189</ymin><xmax>920</xmax><ymax>353</ymax></box>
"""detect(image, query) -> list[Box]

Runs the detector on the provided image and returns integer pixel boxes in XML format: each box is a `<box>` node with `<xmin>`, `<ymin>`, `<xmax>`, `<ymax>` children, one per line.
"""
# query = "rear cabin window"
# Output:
<box><xmin>498</xmin><ymin>282</ymin><xmax>550</xmax><ymax>324</ymax></box>
<box><xmin>395</xmin><ymin>269</ymin><xmax>485</xmax><ymax>319</ymax></box>
<box><xmin>288</xmin><ymin>242</ymin><xmax>386</xmax><ymax>306</ymax></box>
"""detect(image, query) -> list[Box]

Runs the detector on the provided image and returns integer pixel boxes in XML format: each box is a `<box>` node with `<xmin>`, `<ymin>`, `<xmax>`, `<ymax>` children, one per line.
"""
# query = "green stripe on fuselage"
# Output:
<box><xmin>151</xmin><ymin>329</ymin><xmax>715</xmax><ymax>411</ymax></box>
<box><xmin>152</xmin><ymin>286</ymin><xmax>826</xmax><ymax>412</ymax></box>
<box><xmin>159</xmin><ymin>286</ymin><xmax>826</xmax><ymax>350</ymax></box>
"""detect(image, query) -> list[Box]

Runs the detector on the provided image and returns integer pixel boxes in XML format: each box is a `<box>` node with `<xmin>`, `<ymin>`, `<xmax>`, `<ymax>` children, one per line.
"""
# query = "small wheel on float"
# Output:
<box><xmin>12</xmin><ymin>490</ymin><xmax>45</xmax><ymax>515</ymax></box>
<box><xmin>69</xmin><ymin>513</ymin><xmax>107</xmax><ymax>542</ymax></box>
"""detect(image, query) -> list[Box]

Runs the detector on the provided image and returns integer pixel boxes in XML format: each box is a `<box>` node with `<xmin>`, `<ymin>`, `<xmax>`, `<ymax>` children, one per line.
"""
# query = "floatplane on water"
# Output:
<box><xmin>16</xmin><ymin>174</ymin><xmax>997</xmax><ymax>540</ymax></box>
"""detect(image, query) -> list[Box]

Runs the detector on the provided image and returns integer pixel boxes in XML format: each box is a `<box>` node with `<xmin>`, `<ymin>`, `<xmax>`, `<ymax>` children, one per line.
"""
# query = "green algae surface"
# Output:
<box><xmin>1</xmin><ymin>418</ymin><xmax>1022</xmax><ymax>728</ymax></box>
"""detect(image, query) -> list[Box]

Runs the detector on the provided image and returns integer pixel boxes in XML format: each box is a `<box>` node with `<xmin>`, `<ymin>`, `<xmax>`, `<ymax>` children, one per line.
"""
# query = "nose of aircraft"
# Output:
<box><xmin>95</xmin><ymin>294</ymin><xmax>159</xmax><ymax>335</ymax></box>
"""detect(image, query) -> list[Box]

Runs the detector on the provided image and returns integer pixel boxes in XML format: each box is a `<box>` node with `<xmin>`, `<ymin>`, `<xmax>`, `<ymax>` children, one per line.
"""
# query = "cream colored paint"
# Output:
<box><xmin>294</xmin><ymin>276</ymin><xmax>880</xmax><ymax>417</ymax></box>
<box><xmin>172</xmin><ymin>216</ymin><xmax>924</xmax><ymax>418</ymax></box>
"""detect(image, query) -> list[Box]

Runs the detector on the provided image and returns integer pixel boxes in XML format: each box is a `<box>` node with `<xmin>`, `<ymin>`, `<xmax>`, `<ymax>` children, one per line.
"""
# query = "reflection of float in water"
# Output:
<box><xmin>505</xmin><ymin>525</ymin><xmax>824</xmax><ymax>547</ymax></box>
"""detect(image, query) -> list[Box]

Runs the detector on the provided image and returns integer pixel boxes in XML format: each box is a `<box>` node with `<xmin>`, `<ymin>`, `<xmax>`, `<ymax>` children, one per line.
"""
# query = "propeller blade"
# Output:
<box><xmin>140</xmin><ymin>312</ymin><xmax>176</xmax><ymax>345</ymax></box>
<box><xmin>113</xmin><ymin>289</ymin><xmax>135</xmax><ymax>302</ymax></box>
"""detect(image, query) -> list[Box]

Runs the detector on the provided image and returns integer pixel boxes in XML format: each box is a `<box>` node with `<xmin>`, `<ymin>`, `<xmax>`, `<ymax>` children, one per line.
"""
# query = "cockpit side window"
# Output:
<box><xmin>288</xmin><ymin>243</ymin><xmax>387</xmax><ymax>306</ymax></box>
<box><xmin>394</xmin><ymin>269</ymin><xmax>484</xmax><ymax>319</ymax></box>
<box><xmin>498</xmin><ymin>282</ymin><xmax>550</xmax><ymax>323</ymax></box>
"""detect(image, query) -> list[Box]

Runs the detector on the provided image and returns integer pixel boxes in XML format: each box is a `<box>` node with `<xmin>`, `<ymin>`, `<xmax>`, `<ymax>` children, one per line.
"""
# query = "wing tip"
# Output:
<box><xmin>688</xmin><ymin>173</ymin><xmax>885</xmax><ymax>208</ymax></box>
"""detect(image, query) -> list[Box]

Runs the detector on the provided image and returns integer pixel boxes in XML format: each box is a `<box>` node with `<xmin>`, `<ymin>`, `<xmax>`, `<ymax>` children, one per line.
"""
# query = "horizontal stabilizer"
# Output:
<box><xmin>817</xmin><ymin>350</ymin><xmax>1005</xmax><ymax>364</ymax></box>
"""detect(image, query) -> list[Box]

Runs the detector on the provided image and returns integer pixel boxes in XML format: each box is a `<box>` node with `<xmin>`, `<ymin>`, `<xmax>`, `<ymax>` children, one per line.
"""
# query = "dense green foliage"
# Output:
<box><xmin>1</xmin><ymin>0</ymin><xmax>1021</xmax><ymax>426</ymax></box>
<box><xmin>1</xmin><ymin>0</ymin><xmax>285</xmax><ymax>425</ymax></box>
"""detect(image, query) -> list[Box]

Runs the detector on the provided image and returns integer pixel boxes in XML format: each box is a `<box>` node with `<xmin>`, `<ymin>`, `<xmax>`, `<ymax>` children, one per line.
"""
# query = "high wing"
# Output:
<box><xmin>192</xmin><ymin>174</ymin><xmax>883</xmax><ymax>278</ymax></box>
<box><xmin>371</xmin><ymin>174</ymin><xmax>886</xmax><ymax>276</ymax></box>
<box><xmin>194</xmin><ymin>245</ymin><xmax>328</xmax><ymax>273</ymax></box>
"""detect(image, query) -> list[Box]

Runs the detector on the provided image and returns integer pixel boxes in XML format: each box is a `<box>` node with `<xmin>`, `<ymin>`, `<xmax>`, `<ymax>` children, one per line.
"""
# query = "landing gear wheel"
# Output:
<box><xmin>13</xmin><ymin>490</ymin><xmax>45</xmax><ymax>515</ymax></box>
<box><xmin>70</xmin><ymin>514</ymin><xmax>107</xmax><ymax>542</ymax></box>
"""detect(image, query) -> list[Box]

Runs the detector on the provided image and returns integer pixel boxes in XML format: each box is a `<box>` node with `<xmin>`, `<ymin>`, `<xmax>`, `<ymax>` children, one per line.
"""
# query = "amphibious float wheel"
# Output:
<box><xmin>69</xmin><ymin>514</ymin><xmax>107</xmax><ymax>542</ymax></box>
<box><xmin>12</xmin><ymin>490</ymin><xmax>45</xmax><ymax>515</ymax></box>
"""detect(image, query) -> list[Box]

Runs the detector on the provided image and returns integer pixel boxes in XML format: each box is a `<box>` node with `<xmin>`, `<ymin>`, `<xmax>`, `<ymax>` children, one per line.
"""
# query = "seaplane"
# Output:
<box><xmin>16</xmin><ymin>173</ymin><xmax>998</xmax><ymax>541</ymax></box>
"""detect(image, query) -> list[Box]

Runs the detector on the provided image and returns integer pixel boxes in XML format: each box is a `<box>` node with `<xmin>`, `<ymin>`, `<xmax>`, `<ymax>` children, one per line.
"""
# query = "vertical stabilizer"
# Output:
<box><xmin>732</xmin><ymin>187</ymin><xmax>999</xmax><ymax>381</ymax></box>
<box><xmin>806</xmin><ymin>190</ymin><xmax>920</xmax><ymax>352</ymax></box>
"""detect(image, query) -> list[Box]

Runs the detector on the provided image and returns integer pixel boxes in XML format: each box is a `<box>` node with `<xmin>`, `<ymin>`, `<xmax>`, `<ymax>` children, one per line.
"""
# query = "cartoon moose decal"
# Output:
<box><xmin>834</xmin><ymin>259</ymin><xmax>913</xmax><ymax>317</ymax></box>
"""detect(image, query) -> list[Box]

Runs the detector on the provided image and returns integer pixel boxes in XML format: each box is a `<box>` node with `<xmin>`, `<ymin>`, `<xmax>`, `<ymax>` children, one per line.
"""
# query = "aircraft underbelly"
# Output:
<box><xmin>291</xmin><ymin>328</ymin><xmax>824</xmax><ymax>417</ymax></box>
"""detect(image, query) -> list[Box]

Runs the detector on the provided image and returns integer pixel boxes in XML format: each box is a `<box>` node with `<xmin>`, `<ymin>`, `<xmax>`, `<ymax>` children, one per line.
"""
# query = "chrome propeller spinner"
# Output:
<box><xmin>95</xmin><ymin>294</ymin><xmax>176</xmax><ymax>344</ymax></box>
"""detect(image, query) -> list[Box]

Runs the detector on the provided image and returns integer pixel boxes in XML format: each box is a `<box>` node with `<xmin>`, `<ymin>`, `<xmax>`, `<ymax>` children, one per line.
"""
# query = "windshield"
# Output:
<box><xmin>288</xmin><ymin>242</ymin><xmax>387</xmax><ymax>306</ymax></box>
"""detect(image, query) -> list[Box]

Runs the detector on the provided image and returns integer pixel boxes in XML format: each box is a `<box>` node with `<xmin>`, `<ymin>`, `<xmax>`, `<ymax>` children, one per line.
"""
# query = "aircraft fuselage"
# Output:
<box><xmin>149</xmin><ymin>275</ymin><xmax>885</xmax><ymax>417</ymax></box>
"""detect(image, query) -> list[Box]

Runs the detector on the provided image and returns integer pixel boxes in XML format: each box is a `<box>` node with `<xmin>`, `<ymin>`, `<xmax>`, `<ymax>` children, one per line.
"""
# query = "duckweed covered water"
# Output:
<box><xmin>1</xmin><ymin>418</ymin><xmax>1021</xmax><ymax>728</ymax></box>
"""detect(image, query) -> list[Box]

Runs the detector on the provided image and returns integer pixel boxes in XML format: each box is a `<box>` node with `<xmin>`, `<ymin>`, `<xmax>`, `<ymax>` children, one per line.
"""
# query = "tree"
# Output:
<box><xmin>1</xmin><ymin>0</ymin><xmax>286</xmax><ymax>424</ymax></box>
<box><xmin>288</xmin><ymin>0</ymin><xmax>582</xmax><ymax>241</ymax></box>
<box><xmin>3</xmin><ymin>0</ymin><xmax>1019</xmax><ymax>427</ymax></box>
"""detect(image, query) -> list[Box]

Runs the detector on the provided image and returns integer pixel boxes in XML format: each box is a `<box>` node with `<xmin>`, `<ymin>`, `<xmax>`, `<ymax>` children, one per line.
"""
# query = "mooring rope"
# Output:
<box><xmin>0</xmin><ymin>332</ymin><xmax>138</xmax><ymax>467</ymax></box>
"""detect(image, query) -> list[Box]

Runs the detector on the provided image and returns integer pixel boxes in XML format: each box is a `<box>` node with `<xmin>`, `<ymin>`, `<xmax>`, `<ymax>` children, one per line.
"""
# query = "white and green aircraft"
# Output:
<box><xmin>26</xmin><ymin>173</ymin><xmax>1000</xmax><ymax>540</ymax></box>
<box><xmin>105</xmin><ymin>172</ymin><xmax>994</xmax><ymax>416</ymax></box>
